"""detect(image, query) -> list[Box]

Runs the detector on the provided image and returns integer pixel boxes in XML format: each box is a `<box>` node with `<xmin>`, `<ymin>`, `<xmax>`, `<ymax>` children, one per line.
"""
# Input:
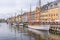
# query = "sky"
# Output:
<box><xmin>0</xmin><ymin>0</ymin><xmax>55</xmax><ymax>19</ymax></box>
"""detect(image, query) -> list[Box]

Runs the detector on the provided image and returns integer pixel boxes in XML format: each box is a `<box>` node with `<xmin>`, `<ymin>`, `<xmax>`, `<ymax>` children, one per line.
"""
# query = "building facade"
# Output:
<box><xmin>27</xmin><ymin>7</ymin><xmax>41</xmax><ymax>25</ymax></box>
<box><xmin>40</xmin><ymin>0</ymin><xmax>60</xmax><ymax>23</ymax></box>
<box><xmin>22</xmin><ymin>12</ymin><xmax>28</xmax><ymax>23</ymax></box>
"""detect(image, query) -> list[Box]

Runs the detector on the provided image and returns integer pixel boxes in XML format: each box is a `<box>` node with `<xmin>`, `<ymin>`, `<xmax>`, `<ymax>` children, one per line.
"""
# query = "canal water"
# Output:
<box><xmin>0</xmin><ymin>23</ymin><xmax>60</xmax><ymax>40</ymax></box>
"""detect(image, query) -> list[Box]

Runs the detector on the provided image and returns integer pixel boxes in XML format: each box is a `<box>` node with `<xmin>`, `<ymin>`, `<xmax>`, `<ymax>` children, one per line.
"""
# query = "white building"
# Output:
<box><xmin>22</xmin><ymin>13</ymin><xmax>28</xmax><ymax>23</ymax></box>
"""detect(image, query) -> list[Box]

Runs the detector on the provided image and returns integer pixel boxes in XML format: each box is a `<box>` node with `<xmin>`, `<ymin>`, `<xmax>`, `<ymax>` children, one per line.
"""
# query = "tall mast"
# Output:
<box><xmin>30</xmin><ymin>4</ymin><xmax>32</xmax><ymax>13</ymax></box>
<box><xmin>15</xmin><ymin>13</ymin><xmax>16</xmax><ymax>23</ymax></box>
<box><xmin>21</xmin><ymin>9</ymin><xmax>23</xmax><ymax>22</ymax></box>
<box><xmin>39</xmin><ymin>0</ymin><xmax>41</xmax><ymax>7</ymax></box>
<box><xmin>38</xmin><ymin>0</ymin><xmax>41</xmax><ymax>24</ymax></box>
<box><xmin>21</xmin><ymin>9</ymin><xmax>23</xmax><ymax>15</ymax></box>
<box><xmin>30</xmin><ymin>4</ymin><xmax>32</xmax><ymax>22</ymax></box>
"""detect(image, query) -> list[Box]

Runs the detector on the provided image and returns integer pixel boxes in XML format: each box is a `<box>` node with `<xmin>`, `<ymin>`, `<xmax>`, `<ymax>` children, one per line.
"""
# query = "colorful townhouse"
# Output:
<box><xmin>40</xmin><ymin>0</ymin><xmax>60</xmax><ymax>24</ymax></box>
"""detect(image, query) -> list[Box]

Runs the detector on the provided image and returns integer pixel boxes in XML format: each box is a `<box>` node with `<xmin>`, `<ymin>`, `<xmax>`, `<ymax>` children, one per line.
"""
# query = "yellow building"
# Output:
<box><xmin>40</xmin><ymin>1</ymin><xmax>60</xmax><ymax>23</ymax></box>
<box><xmin>7</xmin><ymin>15</ymin><xmax>21</xmax><ymax>23</ymax></box>
<box><xmin>40</xmin><ymin>7</ymin><xmax>59</xmax><ymax>22</ymax></box>
<box><xmin>15</xmin><ymin>15</ymin><xmax>23</xmax><ymax>23</ymax></box>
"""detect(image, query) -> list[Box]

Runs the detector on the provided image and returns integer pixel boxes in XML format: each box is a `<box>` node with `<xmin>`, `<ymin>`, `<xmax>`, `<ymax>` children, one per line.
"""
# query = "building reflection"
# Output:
<box><xmin>28</xmin><ymin>29</ymin><xmax>50</xmax><ymax>40</ymax></box>
<box><xmin>9</xmin><ymin>25</ymin><xmax>60</xmax><ymax>40</ymax></box>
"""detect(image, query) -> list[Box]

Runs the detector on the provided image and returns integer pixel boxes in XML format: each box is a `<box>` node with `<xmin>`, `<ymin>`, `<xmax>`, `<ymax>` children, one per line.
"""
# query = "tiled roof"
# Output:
<box><xmin>41</xmin><ymin>0</ymin><xmax>58</xmax><ymax>11</ymax></box>
<box><xmin>57</xmin><ymin>0</ymin><xmax>60</xmax><ymax>2</ymax></box>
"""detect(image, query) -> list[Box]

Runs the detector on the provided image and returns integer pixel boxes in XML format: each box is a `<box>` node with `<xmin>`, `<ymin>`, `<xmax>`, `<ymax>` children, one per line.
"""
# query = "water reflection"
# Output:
<box><xmin>28</xmin><ymin>29</ymin><xmax>50</xmax><ymax>40</ymax></box>
<box><xmin>0</xmin><ymin>23</ymin><xmax>60</xmax><ymax>40</ymax></box>
<box><xmin>28</xmin><ymin>28</ymin><xmax>60</xmax><ymax>40</ymax></box>
<box><xmin>9</xmin><ymin>24</ymin><xmax>35</xmax><ymax>40</ymax></box>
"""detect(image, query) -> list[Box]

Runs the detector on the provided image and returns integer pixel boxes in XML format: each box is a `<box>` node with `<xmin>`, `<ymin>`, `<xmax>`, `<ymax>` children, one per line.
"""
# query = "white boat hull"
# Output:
<box><xmin>13</xmin><ymin>23</ymin><xmax>23</xmax><ymax>26</ymax></box>
<box><xmin>28</xmin><ymin>25</ymin><xmax>50</xmax><ymax>31</ymax></box>
<box><xmin>19</xmin><ymin>23</ymin><xmax>23</xmax><ymax>26</ymax></box>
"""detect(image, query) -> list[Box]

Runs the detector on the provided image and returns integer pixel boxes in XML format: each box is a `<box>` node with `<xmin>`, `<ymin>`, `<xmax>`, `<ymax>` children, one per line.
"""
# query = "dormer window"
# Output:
<box><xmin>54</xmin><ymin>3</ymin><xmax>57</xmax><ymax>5</ymax></box>
<box><xmin>45</xmin><ymin>7</ymin><xmax>48</xmax><ymax>10</ymax></box>
<box><xmin>54</xmin><ymin>3</ymin><xmax>57</xmax><ymax>6</ymax></box>
<box><xmin>50</xmin><ymin>5</ymin><xmax>53</xmax><ymax>7</ymax></box>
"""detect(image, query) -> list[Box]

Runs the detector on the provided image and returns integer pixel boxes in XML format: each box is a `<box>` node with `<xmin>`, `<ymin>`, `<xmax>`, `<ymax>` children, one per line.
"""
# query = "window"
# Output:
<box><xmin>54</xmin><ymin>3</ymin><xmax>57</xmax><ymax>6</ymax></box>
<box><xmin>56</xmin><ymin>14</ymin><xmax>58</xmax><ymax>16</ymax></box>
<box><xmin>49</xmin><ymin>14</ymin><xmax>50</xmax><ymax>16</ymax></box>
<box><xmin>51</xmin><ymin>14</ymin><xmax>53</xmax><ymax>16</ymax></box>
<box><xmin>54</xmin><ymin>14</ymin><xmax>55</xmax><ymax>16</ymax></box>
<box><xmin>50</xmin><ymin>5</ymin><xmax>53</xmax><ymax>7</ymax></box>
<box><xmin>45</xmin><ymin>7</ymin><xmax>48</xmax><ymax>10</ymax></box>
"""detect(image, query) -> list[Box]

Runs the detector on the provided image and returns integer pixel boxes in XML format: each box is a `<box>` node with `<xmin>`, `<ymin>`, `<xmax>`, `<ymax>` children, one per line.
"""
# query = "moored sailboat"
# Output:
<box><xmin>28</xmin><ymin>0</ymin><xmax>50</xmax><ymax>31</ymax></box>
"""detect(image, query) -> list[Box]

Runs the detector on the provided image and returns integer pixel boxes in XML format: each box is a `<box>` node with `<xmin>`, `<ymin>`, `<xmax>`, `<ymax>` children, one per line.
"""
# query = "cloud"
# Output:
<box><xmin>0</xmin><ymin>0</ymin><xmax>16</xmax><ymax>7</ymax></box>
<box><xmin>0</xmin><ymin>0</ymin><xmax>55</xmax><ymax>19</ymax></box>
<box><xmin>41</xmin><ymin>0</ymin><xmax>56</xmax><ymax>6</ymax></box>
